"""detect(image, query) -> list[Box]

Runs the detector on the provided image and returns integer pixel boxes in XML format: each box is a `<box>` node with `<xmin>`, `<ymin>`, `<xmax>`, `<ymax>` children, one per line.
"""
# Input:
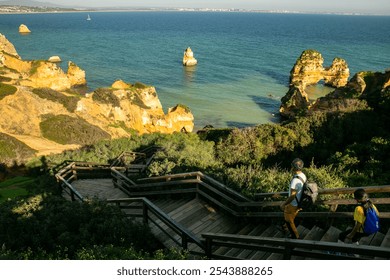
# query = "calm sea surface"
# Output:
<box><xmin>1</xmin><ymin>12</ymin><xmax>390</xmax><ymax>129</ymax></box>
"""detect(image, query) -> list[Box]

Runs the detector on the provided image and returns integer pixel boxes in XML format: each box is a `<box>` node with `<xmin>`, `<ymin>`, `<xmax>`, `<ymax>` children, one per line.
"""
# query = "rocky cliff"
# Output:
<box><xmin>280</xmin><ymin>50</ymin><xmax>350</xmax><ymax>118</ymax></box>
<box><xmin>0</xmin><ymin>34</ymin><xmax>194</xmax><ymax>159</ymax></box>
<box><xmin>280</xmin><ymin>50</ymin><xmax>389</xmax><ymax>118</ymax></box>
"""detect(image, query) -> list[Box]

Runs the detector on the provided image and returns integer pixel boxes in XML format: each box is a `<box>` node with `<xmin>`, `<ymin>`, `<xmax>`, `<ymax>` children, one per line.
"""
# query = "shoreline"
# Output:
<box><xmin>0</xmin><ymin>8</ymin><xmax>388</xmax><ymax>16</ymax></box>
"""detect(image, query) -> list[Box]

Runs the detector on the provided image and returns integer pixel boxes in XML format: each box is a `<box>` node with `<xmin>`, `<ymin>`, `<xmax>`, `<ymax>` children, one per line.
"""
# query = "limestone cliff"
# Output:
<box><xmin>310</xmin><ymin>70</ymin><xmax>390</xmax><ymax>113</ymax></box>
<box><xmin>0</xmin><ymin>34</ymin><xmax>20</xmax><ymax>58</ymax></box>
<box><xmin>280</xmin><ymin>50</ymin><xmax>350</xmax><ymax>118</ymax></box>
<box><xmin>0</xmin><ymin>33</ymin><xmax>194</xmax><ymax>158</ymax></box>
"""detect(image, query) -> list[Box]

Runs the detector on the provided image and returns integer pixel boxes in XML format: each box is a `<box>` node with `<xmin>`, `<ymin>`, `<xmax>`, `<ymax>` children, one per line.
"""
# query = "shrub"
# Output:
<box><xmin>92</xmin><ymin>88</ymin><xmax>120</xmax><ymax>107</ymax></box>
<box><xmin>32</xmin><ymin>88</ymin><xmax>80</xmax><ymax>112</ymax></box>
<box><xmin>0</xmin><ymin>133</ymin><xmax>36</xmax><ymax>165</ymax></box>
<box><xmin>40</xmin><ymin>114</ymin><xmax>111</xmax><ymax>145</ymax></box>
<box><xmin>148</xmin><ymin>133</ymin><xmax>217</xmax><ymax>176</ymax></box>
<box><xmin>0</xmin><ymin>83</ymin><xmax>17</xmax><ymax>100</ymax></box>
<box><xmin>0</xmin><ymin>189</ymin><xmax>163</xmax><ymax>259</ymax></box>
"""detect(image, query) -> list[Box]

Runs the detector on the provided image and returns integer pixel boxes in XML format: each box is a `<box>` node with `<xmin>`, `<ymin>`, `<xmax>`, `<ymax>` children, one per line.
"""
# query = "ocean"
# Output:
<box><xmin>1</xmin><ymin>12</ymin><xmax>390</xmax><ymax>129</ymax></box>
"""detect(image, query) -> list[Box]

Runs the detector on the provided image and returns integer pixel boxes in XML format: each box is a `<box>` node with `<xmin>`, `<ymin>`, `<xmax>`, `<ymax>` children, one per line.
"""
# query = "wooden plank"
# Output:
<box><xmin>292</xmin><ymin>226</ymin><xmax>326</xmax><ymax>260</ymax></box>
<box><xmin>321</xmin><ymin>226</ymin><xmax>342</xmax><ymax>243</ymax></box>
<box><xmin>235</xmin><ymin>225</ymin><xmax>269</xmax><ymax>259</ymax></box>
<box><xmin>380</xmin><ymin>228</ymin><xmax>390</xmax><ymax>248</ymax></box>
<box><xmin>250</xmin><ymin>226</ymin><xmax>282</xmax><ymax>260</ymax></box>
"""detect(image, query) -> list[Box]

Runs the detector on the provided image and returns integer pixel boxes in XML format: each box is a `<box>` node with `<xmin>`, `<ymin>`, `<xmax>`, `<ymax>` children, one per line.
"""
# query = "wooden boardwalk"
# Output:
<box><xmin>68</xmin><ymin>178</ymin><xmax>390</xmax><ymax>260</ymax></box>
<box><xmin>71</xmin><ymin>179</ymin><xmax>128</xmax><ymax>200</ymax></box>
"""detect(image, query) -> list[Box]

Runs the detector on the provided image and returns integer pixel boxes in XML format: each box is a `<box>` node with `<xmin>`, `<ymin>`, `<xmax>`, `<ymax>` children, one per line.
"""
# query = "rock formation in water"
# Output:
<box><xmin>280</xmin><ymin>50</ymin><xmax>350</xmax><ymax>118</ymax></box>
<box><xmin>280</xmin><ymin>50</ymin><xmax>389</xmax><ymax>118</ymax></box>
<box><xmin>310</xmin><ymin>70</ymin><xmax>390</xmax><ymax>113</ymax></box>
<box><xmin>19</xmin><ymin>24</ymin><xmax>31</xmax><ymax>33</ymax></box>
<box><xmin>48</xmin><ymin>56</ymin><xmax>62</xmax><ymax>63</ymax></box>
<box><xmin>0</xmin><ymin>33</ymin><xmax>194</xmax><ymax>158</ymax></box>
<box><xmin>183</xmin><ymin>47</ymin><xmax>198</xmax><ymax>66</ymax></box>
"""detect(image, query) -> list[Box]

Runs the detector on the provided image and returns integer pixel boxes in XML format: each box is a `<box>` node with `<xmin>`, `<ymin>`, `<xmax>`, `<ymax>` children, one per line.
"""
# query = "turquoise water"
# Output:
<box><xmin>1</xmin><ymin>12</ymin><xmax>390</xmax><ymax>129</ymax></box>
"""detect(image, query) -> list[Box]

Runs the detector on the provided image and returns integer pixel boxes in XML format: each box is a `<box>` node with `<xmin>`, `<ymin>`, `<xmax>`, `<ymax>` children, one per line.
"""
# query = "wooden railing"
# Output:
<box><xmin>55</xmin><ymin>161</ymin><xmax>112</xmax><ymax>202</ymax></box>
<box><xmin>202</xmin><ymin>233</ymin><xmax>390</xmax><ymax>260</ymax></box>
<box><xmin>128</xmin><ymin>171</ymin><xmax>390</xmax><ymax>219</ymax></box>
<box><xmin>106</xmin><ymin>197</ymin><xmax>204</xmax><ymax>252</ymax></box>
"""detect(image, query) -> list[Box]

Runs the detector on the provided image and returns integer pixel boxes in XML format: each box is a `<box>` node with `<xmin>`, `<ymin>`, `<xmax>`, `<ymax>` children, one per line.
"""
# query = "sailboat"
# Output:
<box><xmin>87</xmin><ymin>14</ymin><xmax>91</xmax><ymax>21</ymax></box>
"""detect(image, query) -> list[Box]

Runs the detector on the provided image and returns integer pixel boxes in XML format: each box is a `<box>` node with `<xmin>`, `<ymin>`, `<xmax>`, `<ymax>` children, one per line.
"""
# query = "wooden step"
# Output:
<box><xmin>360</xmin><ymin>231</ymin><xmax>385</xmax><ymax>246</ymax></box>
<box><xmin>266</xmin><ymin>225</ymin><xmax>310</xmax><ymax>260</ymax></box>
<box><xmin>380</xmin><ymin>228</ymin><xmax>390</xmax><ymax>248</ymax></box>
<box><xmin>225</xmin><ymin>224</ymin><xmax>269</xmax><ymax>259</ymax></box>
<box><xmin>291</xmin><ymin>226</ymin><xmax>325</xmax><ymax>260</ymax></box>
<box><xmin>321</xmin><ymin>226</ymin><xmax>342</xmax><ymax>243</ymax></box>
<box><xmin>249</xmin><ymin>225</ymin><xmax>281</xmax><ymax>260</ymax></box>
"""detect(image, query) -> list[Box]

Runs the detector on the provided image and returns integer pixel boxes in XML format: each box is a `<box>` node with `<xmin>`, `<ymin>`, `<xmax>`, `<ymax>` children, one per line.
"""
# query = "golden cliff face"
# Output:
<box><xmin>290</xmin><ymin>50</ymin><xmax>349</xmax><ymax>88</ymax></box>
<box><xmin>281</xmin><ymin>50</ymin><xmax>350</xmax><ymax>118</ymax></box>
<box><xmin>0</xmin><ymin>33</ymin><xmax>194</xmax><ymax>156</ymax></box>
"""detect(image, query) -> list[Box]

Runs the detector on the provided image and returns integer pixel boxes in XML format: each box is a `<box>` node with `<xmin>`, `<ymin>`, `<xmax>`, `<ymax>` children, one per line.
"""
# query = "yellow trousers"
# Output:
<box><xmin>283</xmin><ymin>204</ymin><xmax>301</xmax><ymax>239</ymax></box>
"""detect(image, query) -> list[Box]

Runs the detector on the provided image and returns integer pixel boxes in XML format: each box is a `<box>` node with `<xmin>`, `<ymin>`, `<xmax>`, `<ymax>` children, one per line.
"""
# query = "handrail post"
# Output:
<box><xmin>205</xmin><ymin>236</ymin><xmax>212</xmax><ymax>258</ymax></box>
<box><xmin>181</xmin><ymin>234</ymin><xmax>188</xmax><ymax>250</ymax></box>
<box><xmin>283</xmin><ymin>241</ymin><xmax>293</xmax><ymax>260</ymax></box>
<box><xmin>143</xmin><ymin>201</ymin><xmax>148</xmax><ymax>225</ymax></box>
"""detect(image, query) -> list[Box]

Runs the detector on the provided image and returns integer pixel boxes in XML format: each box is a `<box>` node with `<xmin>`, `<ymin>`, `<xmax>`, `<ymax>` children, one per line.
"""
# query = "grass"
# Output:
<box><xmin>0</xmin><ymin>176</ymin><xmax>33</xmax><ymax>203</ymax></box>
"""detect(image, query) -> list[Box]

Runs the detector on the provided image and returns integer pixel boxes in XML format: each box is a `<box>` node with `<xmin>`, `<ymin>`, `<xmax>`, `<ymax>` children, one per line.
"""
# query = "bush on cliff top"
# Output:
<box><xmin>92</xmin><ymin>88</ymin><xmax>121</xmax><ymax>107</ymax></box>
<box><xmin>0</xmin><ymin>83</ymin><xmax>17</xmax><ymax>100</ymax></box>
<box><xmin>40</xmin><ymin>114</ymin><xmax>111</xmax><ymax>145</ymax></box>
<box><xmin>0</xmin><ymin>133</ymin><xmax>36</xmax><ymax>165</ymax></box>
<box><xmin>32</xmin><ymin>88</ymin><xmax>80</xmax><ymax>112</ymax></box>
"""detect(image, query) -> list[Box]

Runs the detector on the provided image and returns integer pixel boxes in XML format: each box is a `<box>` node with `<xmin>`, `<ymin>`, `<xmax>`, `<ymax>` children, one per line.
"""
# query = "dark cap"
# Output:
<box><xmin>291</xmin><ymin>158</ymin><xmax>304</xmax><ymax>171</ymax></box>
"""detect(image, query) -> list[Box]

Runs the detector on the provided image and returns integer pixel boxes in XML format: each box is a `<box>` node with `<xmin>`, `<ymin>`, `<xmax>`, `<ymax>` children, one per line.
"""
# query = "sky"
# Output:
<box><xmin>43</xmin><ymin>0</ymin><xmax>390</xmax><ymax>15</ymax></box>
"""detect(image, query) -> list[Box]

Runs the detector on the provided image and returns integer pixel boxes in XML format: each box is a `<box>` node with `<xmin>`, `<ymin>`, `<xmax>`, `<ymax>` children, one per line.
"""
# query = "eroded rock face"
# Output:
<box><xmin>183</xmin><ymin>47</ymin><xmax>198</xmax><ymax>66</ymax></box>
<box><xmin>280</xmin><ymin>50</ymin><xmax>350</xmax><ymax>118</ymax></box>
<box><xmin>290</xmin><ymin>50</ymin><xmax>325</xmax><ymax>87</ymax></box>
<box><xmin>0</xmin><ymin>33</ymin><xmax>20</xmax><ymax>59</ymax></box>
<box><xmin>324</xmin><ymin>58</ymin><xmax>350</xmax><ymax>88</ymax></box>
<box><xmin>75</xmin><ymin>84</ymin><xmax>194</xmax><ymax>135</ymax></box>
<box><xmin>67</xmin><ymin>61</ymin><xmax>86</xmax><ymax>87</ymax></box>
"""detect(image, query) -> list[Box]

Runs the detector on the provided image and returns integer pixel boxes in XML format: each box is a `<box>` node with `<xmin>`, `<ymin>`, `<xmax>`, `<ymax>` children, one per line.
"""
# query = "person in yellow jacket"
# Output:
<box><xmin>339</xmin><ymin>188</ymin><xmax>380</xmax><ymax>244</ymax></box>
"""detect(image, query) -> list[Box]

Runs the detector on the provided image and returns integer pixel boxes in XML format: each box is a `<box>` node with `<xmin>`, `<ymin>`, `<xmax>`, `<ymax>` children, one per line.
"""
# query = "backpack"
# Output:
<box><xmin>362</xmin><ymin>205</ymin><xmax>380</xmax><ymax>235</ymax></box>
<box><xmin>294</xmin><ymin>175</ymin><xmax>319</xmax><ymax>209</ymax></box>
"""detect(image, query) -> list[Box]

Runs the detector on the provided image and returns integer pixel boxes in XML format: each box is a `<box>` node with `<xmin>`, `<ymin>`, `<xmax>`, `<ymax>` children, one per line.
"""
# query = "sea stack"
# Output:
<box><xmin>48</xmin><ymin>56</ymin><xmax>62</xmax><ymax>63</ymax></box>
<box><xmin>183</xmin><ymin>47</ymin><xmax>198</xmax><ymax>66</ymax></box>
<box><xmin>19</xmin><ymin>24</ymin><xmax>31</xmax><ymax>34</ymax></box>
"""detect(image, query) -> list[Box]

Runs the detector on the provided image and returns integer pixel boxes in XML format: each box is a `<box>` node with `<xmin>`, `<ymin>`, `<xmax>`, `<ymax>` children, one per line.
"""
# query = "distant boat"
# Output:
<box><xmin>87</xmin><ymin>14</ymin><xmax>91</xmax><ymax>21</ymax></box>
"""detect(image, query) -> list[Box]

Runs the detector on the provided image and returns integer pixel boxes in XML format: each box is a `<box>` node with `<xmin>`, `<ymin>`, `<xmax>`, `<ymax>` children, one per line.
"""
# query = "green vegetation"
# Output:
<box><xmin>0</xmin><ymin>133</ymin><xmax>36</xmax><ymax>165</ymax></box>
<box><xmin>92</xmin><ymin>88</ymin><xmax>121</xmax><ymax>107</ymax></box>
<box><xmin>0</xmin><ymin>175</ymin><xmax>186</xmax><ymax>260</ymax></box>
<box><xmin>40</xmin><ymin>114</ymin><xmax>111</xmax><ymax>145</ymax></box>
<box><xmin>29</xmin><ymin>60</ymin><xmax>45</xmax><ymax>76</ymax></box>
<box><xmin>134</xmin><ymin>81</ymin><xmax>150</xmax><ymax>89</ymax></box>
<box><xmin>32</xmin><ymin>88</ymin><xmax>80</xmax><ymax>112</ymax></box>
<box><xmin>0</xmin><ymin>176</ymin><xmax>32</xmax><ymax>203</ymax></box>
<box><xmin>0</xmin><ymin>83</ymin><xmax>17</xmax><ymax>100</ymax></box>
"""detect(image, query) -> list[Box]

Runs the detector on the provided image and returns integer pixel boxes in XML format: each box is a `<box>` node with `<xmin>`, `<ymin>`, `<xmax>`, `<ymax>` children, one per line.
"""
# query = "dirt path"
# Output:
<box><xmin>8</xmin><ymin>134</ymin><xmax>80</xmax><ymax>156</ymax></box>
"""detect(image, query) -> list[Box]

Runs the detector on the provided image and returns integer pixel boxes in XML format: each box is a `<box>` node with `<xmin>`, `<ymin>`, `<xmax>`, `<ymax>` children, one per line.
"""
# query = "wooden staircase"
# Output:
<box><xmin>55</xmin><ymin>150</ymin><xmax>390</xmax><ymax>260</ymax></box>
<box><xmin>115</xmin><ymin>195</ymin><xmax>390</xmax><ymax>260</ymax></box>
